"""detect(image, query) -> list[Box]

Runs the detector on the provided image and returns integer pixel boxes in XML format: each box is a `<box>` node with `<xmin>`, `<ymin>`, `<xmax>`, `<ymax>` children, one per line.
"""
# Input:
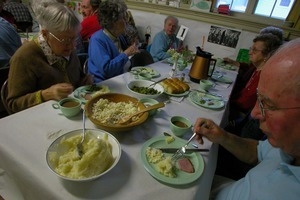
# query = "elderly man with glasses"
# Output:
<box><xmin>193</xmin><ymin>38</ymin><xmax>300</xmax><ymax>200</ymax></box>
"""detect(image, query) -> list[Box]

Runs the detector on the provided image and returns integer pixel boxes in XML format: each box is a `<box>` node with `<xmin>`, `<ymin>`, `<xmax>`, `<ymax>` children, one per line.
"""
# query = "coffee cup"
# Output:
<box><xmin>52</xmin><ymin>97</ymin><xmax>82</xmax><ymax>117</ymax></box>
<box><xmin>170</xmin><ymin>116</ymin><xmax>192</xmax><ymax>137</ymax></box>
<box><xmin>199</xmin><ymin>79</ymin><xmax>215</xmax><ymax>91</ymax></box>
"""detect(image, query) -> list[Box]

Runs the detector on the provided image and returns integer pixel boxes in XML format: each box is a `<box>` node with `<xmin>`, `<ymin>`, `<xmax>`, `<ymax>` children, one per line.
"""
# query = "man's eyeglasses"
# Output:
<box><xmin>257</xmin><ymin>90</ymin><xmax>300</xmax><ymax>117</ymax></box>
<box><xmin>249</xmin><ymin>47</ymin><xmax>264</xmax><ymax>54</ymax></box>
<box><xmin>49</xmin><ymin>32</ymin><xmax>78</xmax><ymax>45</ymax></box>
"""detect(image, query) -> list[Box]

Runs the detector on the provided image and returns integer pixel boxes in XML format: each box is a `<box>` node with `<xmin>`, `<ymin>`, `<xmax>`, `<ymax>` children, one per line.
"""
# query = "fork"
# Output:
<box><xmin>171</xmin><ymin>132</ymin><xmax>197</xmax><ymax>161</ymax></box>
<box><xmin>77</xmin><ymin>109</ymin><xmax>86</xmax><ymax>158</ymax></box>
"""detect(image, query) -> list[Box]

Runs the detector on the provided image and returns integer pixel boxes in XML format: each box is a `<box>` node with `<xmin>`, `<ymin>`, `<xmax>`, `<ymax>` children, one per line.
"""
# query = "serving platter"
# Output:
<box><xmin>141</xmin><ymin>136</ymin><xmax>204</xmax><ymax>185</ymax></box>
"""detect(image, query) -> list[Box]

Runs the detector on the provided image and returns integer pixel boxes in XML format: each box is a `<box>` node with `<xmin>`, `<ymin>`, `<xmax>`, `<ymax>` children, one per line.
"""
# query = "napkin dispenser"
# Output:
<box><xmin>189</xmin><ymin>46</ymin><xmax>216</xmax><ymax>83</ymax></box>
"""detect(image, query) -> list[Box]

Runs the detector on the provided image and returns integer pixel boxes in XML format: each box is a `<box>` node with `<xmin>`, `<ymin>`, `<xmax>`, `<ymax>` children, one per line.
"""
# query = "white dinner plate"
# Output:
<box><xmin>141</xmin><ymin>136</ymin><xmax>204</xmax><ymax>185</ymax></box>
<box><xmin>130</xmin><ymin>67</ymin><xmax>160</xmax><ymax>78</ymax></box>
<box><xmin>73</xmin><ymin>85</ymin><xmax>110</xmax><ymax>104</ymax></box>
<box><xmin>188</xmin><ymin>90</ymin><xmax>224</xmax><ymax>109</ymax></box>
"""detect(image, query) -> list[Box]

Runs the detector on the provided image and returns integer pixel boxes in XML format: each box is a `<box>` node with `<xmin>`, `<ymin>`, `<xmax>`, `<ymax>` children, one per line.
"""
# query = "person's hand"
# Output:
<box><xmin>80</xmin><ymin>74</ymin><xmax>94</xmax><ymax>85</ymax></box>
<box><xmin>124</xmin><ymin>43</ymin><xmax>140</xmax><ymax>57</ymax></box>
<box><xmin>42</xmin><ymin>83</ymin><xmax>73</xmax><ymax>101</ymax></box>
<box><xmin>193</xmin><ymin>118</ymin><xmax>226</xmax><ymax>145</ymax></box>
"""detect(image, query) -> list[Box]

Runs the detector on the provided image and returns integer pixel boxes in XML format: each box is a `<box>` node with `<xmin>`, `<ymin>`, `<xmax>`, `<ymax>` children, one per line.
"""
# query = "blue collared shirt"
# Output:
<box><xmin>150</xmin><ymin>30</ymin><xmax>180</xmax><ymax>62</ymax></box>
<box><xmin>215</xmin><ymin>140</ymin><xmax>300</xmax><ymax>199</ymax></box>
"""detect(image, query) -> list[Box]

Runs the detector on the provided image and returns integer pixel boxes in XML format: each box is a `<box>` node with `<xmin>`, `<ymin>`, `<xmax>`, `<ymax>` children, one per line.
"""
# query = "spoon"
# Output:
<box><xmin>147</xmin><ymin>77</ymin><xmax>167</xmax><ymax>88</ymax></box>
<box><xmin>77</xmin><ymin>109</ymin><xmax>86</xmax><ymax>158</ymax></box>
<box><xmin>118</xmin><ymin>102</ymin><xmax>165</xmax><ymax>124</ymax></box>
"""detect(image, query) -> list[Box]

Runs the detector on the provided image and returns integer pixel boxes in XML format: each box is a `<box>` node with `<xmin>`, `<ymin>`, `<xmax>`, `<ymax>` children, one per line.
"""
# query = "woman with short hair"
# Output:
<box><xmin>7</xmin><ymin>2</ymin><xmax>92</xmax><ymax>113</ymax></box>
<box><xmin>88</xmin><ymin>0</ymin><xmax>139</xmax><ymax>83</ymax></box>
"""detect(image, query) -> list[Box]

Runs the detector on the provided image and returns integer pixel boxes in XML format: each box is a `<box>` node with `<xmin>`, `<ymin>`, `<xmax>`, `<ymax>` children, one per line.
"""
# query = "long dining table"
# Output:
<box><xmin>0</xmin><ymin>60</ymin><xmax>238</xmax><ymax>200</ymax></box>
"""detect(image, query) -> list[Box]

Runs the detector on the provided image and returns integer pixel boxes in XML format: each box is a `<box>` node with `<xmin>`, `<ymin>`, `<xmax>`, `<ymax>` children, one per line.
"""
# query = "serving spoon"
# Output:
<box><xmin>117</xmin><ymin>102</ymin><xmax>165</xmax><ymax>124</ymax></box>
<box><xmin>77</xmin><ymin>109</ymin><xmax>86</xmax><ymax>158</ymax></box>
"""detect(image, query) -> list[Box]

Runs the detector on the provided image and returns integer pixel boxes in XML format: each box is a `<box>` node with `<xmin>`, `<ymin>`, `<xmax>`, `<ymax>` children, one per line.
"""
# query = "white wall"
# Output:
<box><xmin>130</xmin><ymin>9</ymin><xmax>257</xmax><ymax>60</ymax></box>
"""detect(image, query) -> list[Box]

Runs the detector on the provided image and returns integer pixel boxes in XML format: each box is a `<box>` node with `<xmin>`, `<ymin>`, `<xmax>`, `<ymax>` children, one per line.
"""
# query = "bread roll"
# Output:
<box><xmin>160</xmin><ymin>78</ymin><xmax>190</xmax><ymax>94</ymax></box>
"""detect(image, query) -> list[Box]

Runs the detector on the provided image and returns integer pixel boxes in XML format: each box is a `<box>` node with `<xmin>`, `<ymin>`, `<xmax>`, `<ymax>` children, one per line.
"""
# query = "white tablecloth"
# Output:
<box><xmin>0</xmin><ymin>61</ymin><xmax>237</xmax><ymax>200</ymax></box>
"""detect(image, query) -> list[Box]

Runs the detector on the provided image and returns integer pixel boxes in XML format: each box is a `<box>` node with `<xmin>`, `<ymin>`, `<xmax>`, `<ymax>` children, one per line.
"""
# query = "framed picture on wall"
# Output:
<box><xmin>190</xmin><ymin>0</ymin><xmax>212</xmax><ymax>12</ymax></box>
<box><xmin>179</xmin><ymin>0</ymin><xmax>192</xmax><ymax>8</ymax></box>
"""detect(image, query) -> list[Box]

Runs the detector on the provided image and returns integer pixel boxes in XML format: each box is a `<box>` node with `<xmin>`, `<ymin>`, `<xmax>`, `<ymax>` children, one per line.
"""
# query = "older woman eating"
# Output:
<box><xmin>88</xmin><ymin>0</ymin><xmax>139</xmax><ymax>83</ymax></box>
<box><xmin>6</xmin><ymin>2</ymin><xmax>92</xmax><ymax>113</ymax></box>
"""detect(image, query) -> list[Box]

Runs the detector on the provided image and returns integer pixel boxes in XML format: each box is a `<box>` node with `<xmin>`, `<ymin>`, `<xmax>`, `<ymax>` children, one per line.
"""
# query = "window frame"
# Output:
<box><xmin>212</xmin><ymin>0</ymin><xmax>297</xmax><ymax>23</ymax></box>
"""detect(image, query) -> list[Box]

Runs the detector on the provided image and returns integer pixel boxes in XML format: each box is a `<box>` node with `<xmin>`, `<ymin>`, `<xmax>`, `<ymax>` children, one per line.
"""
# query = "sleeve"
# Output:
<box><xmin>88</xmin><ymin>32</ymin><xmax>129</xmax><ymax>83</ymax></box>
<box><xmin>7</xmin><ymin>44</ymin><xmax>45</xmax><ymax>113</ymax></box>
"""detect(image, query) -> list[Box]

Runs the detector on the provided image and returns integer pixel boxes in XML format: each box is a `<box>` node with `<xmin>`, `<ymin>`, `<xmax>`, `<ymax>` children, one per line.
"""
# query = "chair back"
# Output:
<box><xmin>77</xmin><ymin>53</ymin><xmax>89</xmax><ymax>74</ymax></box>
<box><xmin>83</xmin><ymin>59</ymin><xmax>88</xmax><ymax>74</ymax></box>
<box><xmin>0</xmin><ymin>66</ymin><xmax>10</xmax><ymax>115</ymax></box>
<box><xmin>1</xmin><ymin>79</ymin><xmax>12</xmax><ymax>115</ymax></box>
<box><xmin>130</xmin><ymin>50</ymin><xmax>154</xmax><ymax>68</ymax></box>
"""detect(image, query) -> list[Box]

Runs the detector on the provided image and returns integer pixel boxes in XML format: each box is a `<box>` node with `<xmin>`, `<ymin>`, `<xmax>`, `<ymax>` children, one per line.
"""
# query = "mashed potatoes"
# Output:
<box><xmin>49</xmin><ymin>132</ymin><xmax>115</xmax><ymax>179</ymax></box>
<box><xmin>146</xmin><ymin>147</ymin><xmax>176</xmax><ymax>178</ymax></box>
<box><xmin>92</xmin><ymin>98</ymin><xmax>139</xmax><ymax>124</ymax></box>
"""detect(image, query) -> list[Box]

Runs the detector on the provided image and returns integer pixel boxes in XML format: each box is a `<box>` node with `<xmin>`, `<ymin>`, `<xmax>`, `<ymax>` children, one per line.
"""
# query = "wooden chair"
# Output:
<box><xmin>130</xmin><ymin>49</ymin><xmax>154</xmax><ymax>68</ymax></box>
<box><xmin>1</xmin><ymin>79</ymin><xmax>12</xmax><ymax>115</ymax></box>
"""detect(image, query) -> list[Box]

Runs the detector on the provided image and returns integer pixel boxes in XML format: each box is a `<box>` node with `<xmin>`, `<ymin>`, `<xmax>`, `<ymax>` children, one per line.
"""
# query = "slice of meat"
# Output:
<box><xmin>177</xmin><ymin>157</ymin><xmax>195</xmax><ymax>173</ymax></box>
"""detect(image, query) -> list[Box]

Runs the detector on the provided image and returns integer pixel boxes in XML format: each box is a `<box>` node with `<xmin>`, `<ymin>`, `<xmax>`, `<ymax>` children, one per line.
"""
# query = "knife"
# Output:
<box><xmin>158</xmin><ymin>148</ymin><xmax>209</xmax><ymax>153</ymax></box>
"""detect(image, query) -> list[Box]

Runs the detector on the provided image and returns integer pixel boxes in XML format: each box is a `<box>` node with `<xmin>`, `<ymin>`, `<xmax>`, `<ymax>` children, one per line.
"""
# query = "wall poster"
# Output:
<box><xmin>207</xmin><ymin>25</ymin><xmax>241</xmax><ymax>48</ymax></box>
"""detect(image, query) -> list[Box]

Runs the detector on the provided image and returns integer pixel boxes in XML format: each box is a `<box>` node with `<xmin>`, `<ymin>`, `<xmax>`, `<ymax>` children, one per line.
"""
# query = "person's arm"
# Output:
<box><xmin>88</xmin><ymin>32</ymin><xmax>129</xmax><ymax>82</ymax></box>
<box><xmin>194</xmin><ymin>118</ymin><xmax>258</xmax><ymax>165</ymax></box>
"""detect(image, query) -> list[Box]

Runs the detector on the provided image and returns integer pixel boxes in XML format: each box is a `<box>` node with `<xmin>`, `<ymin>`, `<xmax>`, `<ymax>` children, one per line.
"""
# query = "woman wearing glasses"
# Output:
<box><xmin>6</xmin><ymin>2</ymin><xmax>92</xmax><ymax>113</ymax></box>
<box><xmin>88</xmin><ymin>0</ymin><xmax>139</xmax><ymax>83</ymax></box>
<box><xmin>193</xmin><ymin>38</ymin><xmax>300</xmax><ymax>200</ymax></box>
<box><xmin>228</xmin><ymin>33</ymin><xmax>282</xmax><ymax>123</ymax></box>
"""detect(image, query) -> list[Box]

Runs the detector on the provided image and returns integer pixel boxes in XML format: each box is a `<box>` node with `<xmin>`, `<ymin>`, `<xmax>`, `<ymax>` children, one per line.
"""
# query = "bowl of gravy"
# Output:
<box><xmin>170</xmin><ymin>116</ymin><xmax>192</xmax><ymax>137</ymax></box>
<box><xmin>52</xmin><ymin>97</ymin><xmax>82</xmax><ymax>117</ymax></box>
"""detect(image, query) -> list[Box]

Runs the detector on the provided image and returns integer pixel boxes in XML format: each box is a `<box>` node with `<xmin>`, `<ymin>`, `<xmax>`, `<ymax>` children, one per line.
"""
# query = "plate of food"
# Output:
<box><xmin>73</xmin><ymin>84</ymin><xmax>110</xmax><ymax>103</ymax></box>
<box><xmin>130</xmin><ymin>67</ymin><xmax>160</xmax><ymax>78</ymax></box>
<box><xmin>211</xmin><ymin>74</ymin><xmax>233</xmax><ymax>84</ymax></box>
<box><xmin>215</xmin><ymin>58</ymin><xmax>237</xmax><ymax>71</ymax></box>
<box><xmin>164</xmin><ymin>90</ymin><xmax>190</xmax><ymax>97</ymax></box>
<box><xmin>188</xmin><ymin>90</ymin><xmax>225</xmax><ymax>109</ymax></box>
<box><xmin>141</xmin><ymin>136</ymin><xmax>204</xmax><ymax>185</ymax></box>
<box><xmin>220</xmin><ymin>64</ymin><xmax>237</xmax><ymax>71</ymax></box>
<box><xmin>160</xmin><ymin>78</ymin><xmax>190</xmax><ymax>97</ymax></box>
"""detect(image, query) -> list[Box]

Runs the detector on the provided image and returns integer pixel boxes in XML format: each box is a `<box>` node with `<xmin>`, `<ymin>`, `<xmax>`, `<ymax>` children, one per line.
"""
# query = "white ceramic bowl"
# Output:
<box><xmin>127</xmin><ymin>80</ymin><xmax>164</xmax><ymax>99</ymax></box>
<box><xmin>46</xmin><ymin>129</ymin><xmax>121</xmax><ymax>182</ymax></box>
